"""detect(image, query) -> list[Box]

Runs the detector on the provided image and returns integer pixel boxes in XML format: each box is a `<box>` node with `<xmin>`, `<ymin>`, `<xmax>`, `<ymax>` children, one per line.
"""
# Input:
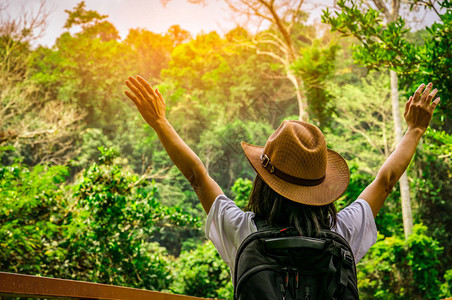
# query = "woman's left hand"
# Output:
<box><xmin>404</xmin><ymin>82</ymin><xmax>440</xmax><ymax>133</ymax></box>
<box><xmin>125</xmin><ymin>75</ymin><xmax>166</xmax><ymax>129</ymax></box>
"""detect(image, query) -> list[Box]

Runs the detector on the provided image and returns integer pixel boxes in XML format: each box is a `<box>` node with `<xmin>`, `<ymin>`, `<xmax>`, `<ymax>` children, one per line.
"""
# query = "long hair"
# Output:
<box><xmin>245</xmin><ymin>175</ymin><xmax>337</xmax><ymax>236</ymax></box>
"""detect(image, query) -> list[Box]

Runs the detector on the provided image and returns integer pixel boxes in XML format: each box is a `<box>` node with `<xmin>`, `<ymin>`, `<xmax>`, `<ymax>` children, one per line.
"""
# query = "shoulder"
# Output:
<box><xmin>206</xmin><ymin>194</ymin><xmax>257</xmax><ymax>233</ymax></box>
<box><xmin>334</xmin><ymin>199</ymin><xmax>376</xmax><ymax>235</ymax></box>
<box><xmin>333</xmin><ymin>199</ymin><xmax>377</xmax><ymax>263</ymax></box>
<box><xmin>205</xmin><ymin>194</ymin><xmax>257</xmax><ymax>269</ymax></box>
<box><xmin>336</xmin><ymin>199</ymin><xmax>374</xmax><ymax>223</ymax></box>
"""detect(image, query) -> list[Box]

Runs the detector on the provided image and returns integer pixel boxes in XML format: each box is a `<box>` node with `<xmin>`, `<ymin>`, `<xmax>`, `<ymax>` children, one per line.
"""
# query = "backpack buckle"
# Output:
<box><xmin>342</xmin><ymin>250</ymin><xmax>353</xmax><ymax>267</ymax></box>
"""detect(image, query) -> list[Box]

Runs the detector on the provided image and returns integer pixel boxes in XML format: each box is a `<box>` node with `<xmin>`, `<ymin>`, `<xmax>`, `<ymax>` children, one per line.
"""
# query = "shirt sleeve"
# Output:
<box><xmin>205</xmin><ymin>194</ymin><xmax>257</xmax><ymax>272</ymax></box>
<box><xmin>333</xmin><ymin>199</ymin><xmax>378</xmax><ymax>263</ymax></box>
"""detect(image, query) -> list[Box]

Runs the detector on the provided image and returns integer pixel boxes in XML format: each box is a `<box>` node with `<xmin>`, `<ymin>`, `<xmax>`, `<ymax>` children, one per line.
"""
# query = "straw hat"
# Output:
<box><xmin>241</xmin><ymin>120</ymin><xmax>349</xmax><ymax>206</ymax></box>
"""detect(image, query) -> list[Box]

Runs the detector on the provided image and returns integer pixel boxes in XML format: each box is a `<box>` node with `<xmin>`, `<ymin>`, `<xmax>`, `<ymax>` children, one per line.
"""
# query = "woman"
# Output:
<box><xmin>125</xmin><ymin>76</ymin><xmax>439</xmax><ymax>282</ymax></box>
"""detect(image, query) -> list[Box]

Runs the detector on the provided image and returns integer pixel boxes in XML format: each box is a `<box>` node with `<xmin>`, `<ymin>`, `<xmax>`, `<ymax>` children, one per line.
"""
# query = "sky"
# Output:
<box><xmin>2</xmin><ymin>0</ymin><xmax>442</xmax><ymax>48</ymax></box>
<box><xmin>3</xmin><ymin>0</ymin><xmax>237</xmax><ymax>47</ymax></box>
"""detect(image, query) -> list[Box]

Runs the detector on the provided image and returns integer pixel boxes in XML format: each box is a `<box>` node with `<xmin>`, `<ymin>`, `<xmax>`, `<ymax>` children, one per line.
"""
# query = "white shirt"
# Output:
<box><xmin>205</xmin><ymin>195</ymin><xmax>377</xmax><ymax>279</ymax></box>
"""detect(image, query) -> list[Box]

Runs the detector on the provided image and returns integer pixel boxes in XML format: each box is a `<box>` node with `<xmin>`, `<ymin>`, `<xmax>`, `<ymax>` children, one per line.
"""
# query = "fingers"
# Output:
<box><xmin>426</xmin><ymin>88</ymin><xmax>438</xmax><ymax>105</ymax></box>
<box><xmin>430</xmin><ymin>97</ymin><xmax>440</xmax><ymax>112</ymax></box>
<box><xmin>125</xmin><ymin>90</ymin><xmax>139</xmax><ymax>106</ymax></box>
<box><xmin>412</xmin><ymin>82</ymin><xmax>439</xmax><ymax>108</ymax></box>
<box><xmin>125</xmin><ymin>75</ymin><xmax>165</xmax><ymax>110</ymax></box>
<box><xmin>413</xmin><ymin>83</ymin><xmax>425</xmax><ymax>102</ymax></box>
<box><xmin>128</xmin><ymin>76</ymin><xmax>149</xmax><ymax>99</ymax></box>
<box><xmin>155</xmin><ymin>88</ymin><xmax>165</xmax><ymax>105</ymax></box>
<box><xmin>404</xmin><ymin>96</ymin><xmax>412</xmax><ymax>118</ymax></box>
<box><xmin>405</xmin><ymin>96</ymin><xmax>412</xmax><ymax>110</ymax></box>
<box><xmin>420</xmin><ymin>82</ymin><xmax>433</xmax><ymax>103</ymax></box>
<box><xmin>125</xmin><ymin>79</ymin><xmax>144</xmax><ymax>99</ymax></box>
<box><xmin>137</xmin><ymin>75</ymin><xmax>157</xmax><ymax>97</ymax></box>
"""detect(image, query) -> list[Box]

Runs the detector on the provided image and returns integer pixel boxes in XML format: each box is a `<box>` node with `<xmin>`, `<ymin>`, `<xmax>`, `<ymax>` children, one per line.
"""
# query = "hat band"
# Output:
<box><xmin>260</xmin><ymin>154</ymin><xmax>326</xmax><ymax>186</ymax></box>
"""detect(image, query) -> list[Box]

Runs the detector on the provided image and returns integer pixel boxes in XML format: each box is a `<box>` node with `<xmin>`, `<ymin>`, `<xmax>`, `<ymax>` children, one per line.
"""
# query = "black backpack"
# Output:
<box><xmin>233</xmin><ymin>219</ymin><xmax>359</xmax><ymax>299</ymax></box>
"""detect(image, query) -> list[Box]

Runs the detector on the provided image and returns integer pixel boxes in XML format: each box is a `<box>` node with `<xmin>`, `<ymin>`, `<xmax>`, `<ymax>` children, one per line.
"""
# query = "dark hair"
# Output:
<box><xmin>245</xmin><ymin>175</ymin><xmax>337</xmax><ymax>236</ymax></box>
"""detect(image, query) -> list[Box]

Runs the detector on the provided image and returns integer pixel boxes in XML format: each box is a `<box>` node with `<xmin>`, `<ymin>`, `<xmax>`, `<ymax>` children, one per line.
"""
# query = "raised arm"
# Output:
<box><xmin>125</xmin><ymin>75</ymin><xmax>222</xmax><ymax>214</ymax></box>
<box><xmin>359</xmin><ymin>82</ymin><xmax>440</xmax><ymax>217</ymax></box>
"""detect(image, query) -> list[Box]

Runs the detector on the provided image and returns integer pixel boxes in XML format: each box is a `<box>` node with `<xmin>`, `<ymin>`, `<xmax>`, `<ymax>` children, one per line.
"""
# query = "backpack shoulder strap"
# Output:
<box><xmin>317</xmin><ymin>230</ymin><xmax>357</xmax><ymax>298</ymax></box>
<box><xmin>253</xmin><ymin>216</ymin><xmax>269</xmax><ymax>231</ymax></box>
<box><xmin>253</xmin><ymin>216</ymin><xmax>293</xmax><ymax>232</ymax></box>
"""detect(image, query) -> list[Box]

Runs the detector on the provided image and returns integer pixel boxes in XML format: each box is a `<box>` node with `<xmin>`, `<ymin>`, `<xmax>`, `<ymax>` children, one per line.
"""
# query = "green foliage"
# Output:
<box><xmin>1</xmin><ymin>1</ymin><xmax>450</xmax><ymax>298</ymax></box>
<box><xmin>124</xmin><ymin>28</ymin><xmax>173</xmax><ymax>79</ymax></box>
<box><xmin>358</xmin><ymin>224</ymin><xmax>443</xmax><ymax>299</ymax></box>
<box><xmin>325</xmin><ymin>72</ymin><xmax>393</xmax><ymax>171</ymax></box>
<box><xmin>325</xmin><ymin>73</ymin><xmax>405</xmax><ymax>236</ymax></box>
<box><xmin>0</xmin><ymin>146</ymin><xmax>200</xmax><ymax>291</ymax></box>
<box><xmin>64</xmin><ymin>1</ymin><xmax>119</xmax><ymax>41</ymax></box>
<box><xmin>322</xmin><ymin>0</ymin><xmax>452</xmax><ymax>131</ymax></box>
<box><xmin>231</xmin><ymin>177</ymin><xmax>253</xmax><ymax>209</ymax></box>
<box><xmin>400</xmin><ymin>6</ymin><xmax>452</xmax><ymax>129</ymax></box>
<box><xmin>322</xmin><ymin>0</ymin><xmax>417</xmax><ymax>73</ymax></box>
<box><xmin>171</xmin><ymin>242</ymin><xmax>232</xmax><ymax>299</ymax></box>
<box><xmin>413</xmin><ymin>129</ymin><xmax>452</xmax><ymax>270</ymax></box>
<box><xmin>64</xmin><ymin>1</ymin><xmax>108</xmax><ymax>29</ymax></box>
<box><xmin>29</xmin><ymin>3</ymin><xmax>132</xmax><ymax>135</ymax></box>
<box><xmin>65</xmin><ymin>147</ymin><xmax>198</xmax><ymax>289</ymax></box>
<box><xmin>440</xmin><ymin>269</ymin><xmax>452</xmax><ymax>298</ymax></box>
<box><xmin>292</xmin><ymin>39</ymin><xmax>339</xmax><ymax>127</ymax></box>
<box><xmin>0</xmin><ymin>151</ymin><xmax>69</xmax><ymax>276</ymax></box>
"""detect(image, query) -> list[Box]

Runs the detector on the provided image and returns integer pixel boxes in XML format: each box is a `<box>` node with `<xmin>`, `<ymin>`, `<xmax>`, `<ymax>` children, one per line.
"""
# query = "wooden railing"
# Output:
<box><xmin>0</xmin><ymin>272</ymin><xmax>214</xmax><ymax>300</ymax></box>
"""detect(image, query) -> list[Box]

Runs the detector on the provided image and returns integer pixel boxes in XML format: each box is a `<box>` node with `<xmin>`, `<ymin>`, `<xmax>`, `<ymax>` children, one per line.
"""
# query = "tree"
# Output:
<box><xmin>0</xmin><ymin>148</ymin><xmax>70</xmax><ymax>276</ymax></box>
<box><xmin>166</xmin><ymin>24</ymin><xmax>191</xmax><ymax>47</ymax></box>
<box><xmin>160</xmin><ymin>28</ymin><xmax>279</xmax><ymax>188</ymax></box>
<box><xmin>161</xmin><ymin>0</ymin><xmax>338</xmax><ymax>122</ymax></box>
<box><xmin>357</xmin><ymin>224</ymin><xmax>443</xmax><ymax>299</ymax></box>
<box><xmin>224</xmin><ymin>0</ymin><xmax>323</xmax><ymax>121</ymax></box>
<box><xmin>65</xmin><ymin>147</ymin><xmax>199</xmax><ymax>289</ymax></box>
<box><xmin>124</xmin><ymin>28</ymin><xmax>173</xmax><ymax>80</ymax></box>
<box><xmin>325</xmin><ymin>73</ymin><xmax>404</xmax><ymax>237</ymax></box>
<box><xmin>170</xmin><ymin>241</ymin><xmax>232</xmax><ymax>298</ymax></box>
<box><xmin>400</xmin><ymin>3</ymin><xmax>452</xmax><ymax>131</ymax></box>
<box><xmin>0</xmin><ymin>0</ymin><xmax>84</xmax><ymax>165</ymax></box>
<box><xmin>28</xmin><ymin>1</ymin><xmax>135</xmax><ymax>137</ymax></box>
<box><xmin>322</xmin><ymin>0</ymin><xmax>445</xmax><ymax>238</ymax></box>
<box><xmin>291</xmin><ymin>36</ymin><xmax>339</xmax><ymax>127</ymax></box>
<box><xmin>64</xmin><ymin>1</ymin><xmax>119</xmax><ymax>41</ymax></box>
<box><xmin>413</xmin><ymin>129</ymin><xmax>452</xmax><ymax>273</ymax></box>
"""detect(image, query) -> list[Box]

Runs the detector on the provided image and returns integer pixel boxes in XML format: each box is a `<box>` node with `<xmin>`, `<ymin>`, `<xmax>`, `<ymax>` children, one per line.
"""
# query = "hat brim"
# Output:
<box><xmin>241</xmin><ymin>141</ymin><xmax>350</xmax><ymax>206</ymax></box>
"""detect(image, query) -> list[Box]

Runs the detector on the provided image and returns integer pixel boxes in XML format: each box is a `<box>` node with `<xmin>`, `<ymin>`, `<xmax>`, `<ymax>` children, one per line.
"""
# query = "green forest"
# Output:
<box><xmin>0</xmin><ymin>0</ymin><xmax>451</xmax><ymax>299</ymax></box>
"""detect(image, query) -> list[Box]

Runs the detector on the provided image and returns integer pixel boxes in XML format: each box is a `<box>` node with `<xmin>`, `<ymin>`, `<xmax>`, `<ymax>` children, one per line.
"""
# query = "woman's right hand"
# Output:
<box><xmin>125</xmin><ymin>75</ymin><xmax>166</xmax><ymax>129</ymax></box>
<box><xmin>404</xmin><ymin>82</ymin><xmax>440</xmax><ymax>133</ymax></box>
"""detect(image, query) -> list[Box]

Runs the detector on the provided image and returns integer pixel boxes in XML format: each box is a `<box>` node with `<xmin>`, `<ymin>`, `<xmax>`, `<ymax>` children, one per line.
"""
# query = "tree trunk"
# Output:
<box><xmin>378</xmin><ymin>0</ymin><xmax>412</xmax><ymax>238</ymax></box>
<box><xmin>390</xmin><ymin>70</ymin><xmax>413</xmax><ymax>238</ymax></box>
<box><xmin>287</xmin><ymin>72</ymin><xmax>307</xmax><ymax>121</ymax></box>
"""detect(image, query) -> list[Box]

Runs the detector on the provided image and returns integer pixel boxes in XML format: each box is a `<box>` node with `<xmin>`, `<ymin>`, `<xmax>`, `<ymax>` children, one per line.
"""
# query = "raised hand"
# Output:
<box><xmin>124</xmin><ymin>75</ymin><xmax>222</xmax><ymax>213</ymax></box>
<box><xmin>404</xmin><ymin>82</ymin><xmax>440</xmax><ymax>133</ymax></box>
<box><xmin>125</xmin><ymin>75</ymin><xmax>166</xmax><ymax>129</ymax></box>
<box><xmin>360</xmin><ymin>82</ymin><xmax>441</xmax><ymax>217</ymax></box>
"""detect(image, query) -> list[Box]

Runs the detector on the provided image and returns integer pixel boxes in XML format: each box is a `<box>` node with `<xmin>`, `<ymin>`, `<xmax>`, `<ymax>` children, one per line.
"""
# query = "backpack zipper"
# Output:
<box><xmin>304</xmin><ymin>286</ymin><xmax>310</xmax><ymax>300</ymax></box>
<box><xmin>281</xmin><ymin>283</ymin><xmax>286</xmax><ymax>300</ymax></box>
<box><xmin>283</xmin><ymin>267</ymin><xmax>290</xmax><ymax>288</ymax></box>
<box><xmin>294</xmin><ymin>270</ymin><xmax>299</xmax><ymax>299</ymax></box>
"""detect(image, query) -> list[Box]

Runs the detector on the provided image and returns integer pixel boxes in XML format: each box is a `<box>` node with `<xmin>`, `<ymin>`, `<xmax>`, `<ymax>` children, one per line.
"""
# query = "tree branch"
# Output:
<box><xmin>372</xmin><ymin>0</ymin><xmax>392</xmax><ymax>20</ymax></box>
<box><xmin>226</xmin><ymin>0</ymin><xmax>275</xmax><ymax>24</ymax></box>
<box><xmin>256</xmin><ymin>49</ymin><xmax>286</xmax><ymax>64</ymax></box>
<box><xmin>258</xmin><ymin>0</ymin><xmax>296</xmax><ymax>61</ymax></box>
<box><xmin>289</xmin><ymin>0</ymin><xmax>304</xmax><ymax>29</ymax></box>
